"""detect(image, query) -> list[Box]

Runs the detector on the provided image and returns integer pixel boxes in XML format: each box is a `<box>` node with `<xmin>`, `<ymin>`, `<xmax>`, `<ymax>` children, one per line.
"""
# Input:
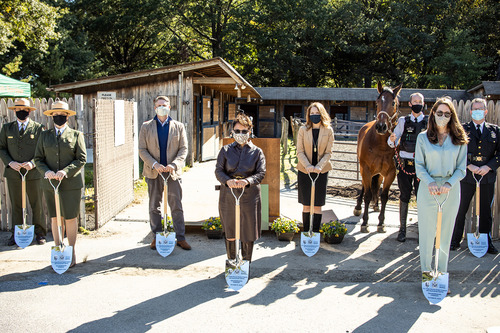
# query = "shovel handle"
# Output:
<box><xmin>235</xmin><ymin>203</ymin><xmax>241</xmax><ymax>241</ymax></box>
<box><xmin>475</xmin><ymin>183</ymin><xmax>480</xmax><ymax>217</ymax></box>
<box><xmin>21</xmin><ymin>177</ymin><xmax>26</xmax><ymax>209</ymax></box>
<box><xmin>163</xmin><ymin>177</ymin><xmax>168</xmax><ymax>222</ymax></box>
<box><xmin>435</xmin><ymin>210</ymin><xmax>443</xmax><ymax>250</ymax></box>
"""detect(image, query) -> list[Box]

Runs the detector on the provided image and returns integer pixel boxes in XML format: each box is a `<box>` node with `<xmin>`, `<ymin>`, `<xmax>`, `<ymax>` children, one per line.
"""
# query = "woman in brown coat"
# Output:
<box><xmin>215</xmin><ymin>113</ymin><xmax>266</xmax><ymax>262</ymax></box>
<box><xmin>297</xmin><ymin>102</ymin><xmax>334</xmax><ymax>232</ymax></box>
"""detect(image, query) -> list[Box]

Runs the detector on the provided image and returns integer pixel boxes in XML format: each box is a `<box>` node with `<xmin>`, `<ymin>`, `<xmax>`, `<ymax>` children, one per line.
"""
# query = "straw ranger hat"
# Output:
<box><xmin>8</xmin><ymin>98</ymin><xmax>36</xmax><ymax>111</ymax></box>
<box><xmin>43</xmin><ymin>101</ymin><xmax>76</xmax><ymax>116</ymax></box>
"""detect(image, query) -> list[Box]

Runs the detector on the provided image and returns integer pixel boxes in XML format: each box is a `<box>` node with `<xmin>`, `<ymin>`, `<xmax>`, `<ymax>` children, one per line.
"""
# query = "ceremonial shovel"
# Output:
<box><xmin>467</xmin><ymin>174</ymin><xmax>488</xmax><ymax>258</ymax></box>
<box><xmin>48</xmin><ymin>178</ymin><xmax>73</xmax><ymax>274</ymax></box>
<box><xmin>422</xmin><ymin>192</ymin><xmax>449</xmax><ymax>305</ymax></box>
<box><xmin>156</xmin><ymin>172</ymin><xmax>176</xmax><ymax>257</ymax></box>
<box><xmin>301</xmin><ymin>172</ymin><xmax>321</xmax><ymax>257</ymax></box>
<box><xmin>225</xmin><ymin>187</ymin><xmax>249</xmax><ymax>291</ymax></box>
<box><xmin>14</xmin><ymin>168</ymin><xmax>34</xmax><ymax>248</ymax></box>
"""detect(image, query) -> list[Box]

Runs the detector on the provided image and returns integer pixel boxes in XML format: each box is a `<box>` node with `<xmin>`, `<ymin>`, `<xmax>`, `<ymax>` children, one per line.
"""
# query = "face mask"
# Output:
<box><xmin>156</xmin><ymin>106</ymin><xmax>169</xmax><ymax>117</ymax></box>
<box><xmin>411</xmin><ymin>104</ymin><xmax>424</xmax><ymax>114</ymax></box>
<box><xmin>233</xmin><ymin>132</ymin><xmax>250</xmax><ymax>145</ymax></box>
<box><xmin>310</xmin><ymin>115</ymin><xmax>321</xmax><ymax>124</ymax></box>
<box><xmin>434</xmin><ymin>115</ymin><xmax>450</xmax><ymax>128</ymax></box>
<box><xmin>471</xmin><ymin>109</ymin><xmax>485</xmax><ymax>121</ymax></box>
<box><xmin>53</xmin><ymin>115</ymin><xmax>67</xmax><ymax>126</ymax></box>
<box><xmin>16</xmin><ymin>110</ymin><xmax>30</xmax><ymax>121</ymax></box>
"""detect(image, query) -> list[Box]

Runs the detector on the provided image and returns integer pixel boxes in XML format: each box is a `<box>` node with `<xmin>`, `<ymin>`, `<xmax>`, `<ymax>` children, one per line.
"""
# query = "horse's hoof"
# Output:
<box><xmin>377</xmin><ymin>225</ymin><xmax>386</xmax><ymax>233</ymax></box>
<box><xmin>372</xmin><ymin>206</ymin><xmax>380</xmax><ymax>212</ymax></box>
<box><xmin>353</xmin><ymin>208</ymin><xmax>362</xmax><ymax>216</ymax></box>
<box><xmin>360</xmin><ymin>225</ymin><xmax>369</xmax><ymax>233</ymax></box>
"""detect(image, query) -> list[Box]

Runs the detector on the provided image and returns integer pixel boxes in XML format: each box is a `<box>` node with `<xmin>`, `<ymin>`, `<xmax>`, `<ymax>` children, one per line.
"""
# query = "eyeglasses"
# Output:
<box><xmin>435</xmin><ymin>111</ymin><xmax>451</xmax><ymax>118</ymax></box>
<box><xmin>233</xmin><ymin>129</ymin><xmax>249</xmax><ymax>134</ymax></box>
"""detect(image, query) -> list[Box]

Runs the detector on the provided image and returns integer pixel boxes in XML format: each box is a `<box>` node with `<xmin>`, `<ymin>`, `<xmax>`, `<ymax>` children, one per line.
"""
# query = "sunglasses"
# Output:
<box><xmin>233</xmin><ymin>129</ymin><xmax>249</xmax><ymax>134</ymax></box>
<box><xmin>435</xmin><ymin>111</ymin><xmax>452</xmax><ymax>118</ymax></box>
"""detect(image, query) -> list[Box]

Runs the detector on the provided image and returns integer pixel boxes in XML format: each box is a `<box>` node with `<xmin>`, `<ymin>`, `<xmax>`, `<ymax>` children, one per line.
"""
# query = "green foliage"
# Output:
<box><xmin>271</xmin><ymin>217</ymin><xmax>300</xmax><ymax>233</ymax></box>
<box><xmin>320</xmin><ymin>220</ymin><xmax>348</xmax><ymax>237</ymax></box>
<box><xmin>201</xmin><ymin>217</ymin><xmax>223</xmax><ymax>231</ymax></box>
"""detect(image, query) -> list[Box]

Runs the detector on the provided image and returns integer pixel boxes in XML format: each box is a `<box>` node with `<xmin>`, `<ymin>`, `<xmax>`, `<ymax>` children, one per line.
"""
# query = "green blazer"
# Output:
<box><xmin>0</xmin><ymin>119</ymin><xmax>44</xmax><ymax>180</ymax></box>
<box><xmin>34</xmin><ymin>127</ymin><xmax>87</xmax><ymax>191</ymax></box>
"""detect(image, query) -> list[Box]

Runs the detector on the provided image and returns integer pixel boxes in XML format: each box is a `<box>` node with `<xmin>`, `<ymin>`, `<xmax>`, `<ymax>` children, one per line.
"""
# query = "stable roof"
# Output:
<box><xmin>51</xmin><ymin>58</ymin><xmax>261</xmax><ymax>99</ymax></box>
<box><xmin>468</xmin><ymin>81</ymin><xmax>500</xmax><ymax>96</ymax></box>
<box><xmin>256</xmin><ymin>87</ymin><xmax>470</xmax><ymax>102</ymax></box>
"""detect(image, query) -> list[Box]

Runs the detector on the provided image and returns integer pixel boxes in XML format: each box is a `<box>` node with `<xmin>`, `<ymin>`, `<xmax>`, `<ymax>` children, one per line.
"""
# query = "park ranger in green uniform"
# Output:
<box><xmin>34</xmin><ymin>100</ymin><xmax>86</xmax><ymax>268</ymax></box>
<box><xmin>0</xmin><ymin>98</ymin><xmax>45</xmax><ymax>245</ymax></box>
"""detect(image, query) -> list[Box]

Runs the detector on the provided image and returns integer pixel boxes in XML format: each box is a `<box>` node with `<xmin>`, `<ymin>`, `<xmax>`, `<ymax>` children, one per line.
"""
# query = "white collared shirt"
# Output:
<box><xmin>17</xmin><ymin>118</ymin><xmax>29</xmax><ymax>131</ymax></box>
<box><xmin>474</xmin><ymin>121</ymin><xmax>485</xmax><ymax>134</ymax></box>
<box><xmin>55</xmin><ymin>124</ymin><xmax>68</xmax><ymax>136</ymax></box>
<box><xmin>387</xmin><ymin>113</ymin><xmax>425</xmax><ymax>159</ymax></box>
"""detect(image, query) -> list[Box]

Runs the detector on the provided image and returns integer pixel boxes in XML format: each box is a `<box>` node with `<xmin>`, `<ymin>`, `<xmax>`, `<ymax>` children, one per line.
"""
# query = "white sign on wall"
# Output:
<box><xmin>114</xmin><ymin>100</ymin><xmax>125</xmax><ymax>146</ymax></box>
<box><xmin>98</xmin><ymin>91</ymin><xmax>116</xmax><ymax>100</ymax></box>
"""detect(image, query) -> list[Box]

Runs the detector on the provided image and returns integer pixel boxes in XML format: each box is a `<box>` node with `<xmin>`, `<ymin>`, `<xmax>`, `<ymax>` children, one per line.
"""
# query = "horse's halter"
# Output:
<box><xmin>376</xmin><ymin>92</ymin><xmax>399</xmax><ymax>134</ymax></box>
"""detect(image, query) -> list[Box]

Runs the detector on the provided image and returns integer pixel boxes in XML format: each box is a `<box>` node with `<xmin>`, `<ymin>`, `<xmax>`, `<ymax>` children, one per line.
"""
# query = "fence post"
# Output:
<box><xmin>75</xmin><ymin>95</ymin><xmax>86</xmax><ymax>229</ymax></box>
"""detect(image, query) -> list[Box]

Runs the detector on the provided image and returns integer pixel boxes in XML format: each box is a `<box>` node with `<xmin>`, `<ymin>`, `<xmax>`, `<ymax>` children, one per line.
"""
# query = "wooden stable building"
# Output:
<box><xmin>50</xmin><ymin>57</ymin><xmax>261</xmax><ymax>164</ymax></box>
<box><xmin>247</xmin><ymin>87</ymin><xmax>470</xmax><ymax>136</ymax></box>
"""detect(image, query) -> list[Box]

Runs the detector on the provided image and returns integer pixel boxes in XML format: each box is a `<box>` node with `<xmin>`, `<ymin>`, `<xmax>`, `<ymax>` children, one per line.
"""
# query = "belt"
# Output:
<box><xmin>401</xmin><ymin>158</ymin><xmax>415</xmax><ymax>166</ymax></box>
<box><xmin>472</xmin><ymin>156</ymin><xmax>485</xmax><ymax>162</ymax></box>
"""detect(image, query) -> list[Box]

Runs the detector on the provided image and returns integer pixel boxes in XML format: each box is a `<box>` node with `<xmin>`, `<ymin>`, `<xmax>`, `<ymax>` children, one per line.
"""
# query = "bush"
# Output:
<box><xmin>271</xmin><ymin>217</ymin><xmax>300</xmax><ymax>233</ymax></box>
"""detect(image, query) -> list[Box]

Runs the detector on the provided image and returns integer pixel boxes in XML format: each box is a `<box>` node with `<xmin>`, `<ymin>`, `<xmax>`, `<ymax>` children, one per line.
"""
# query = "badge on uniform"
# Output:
<box><xmin>7</xmin><ymin>136</ymin><xmax>13</xmax><ymax>139</ymax></box>
<box><xmin>30</xmin><ymin>134</ymin><xmax>34</xmax><ymax>139</ymax></box>
<box><xmin>491</xmin><ymin>132</ymin><xmax>496</xmax><ymax>139</ymax></box>
<box><xmin>407</xmin><ymin>127</ymin><xmax>415</xmax><ymax>133</ymax></box>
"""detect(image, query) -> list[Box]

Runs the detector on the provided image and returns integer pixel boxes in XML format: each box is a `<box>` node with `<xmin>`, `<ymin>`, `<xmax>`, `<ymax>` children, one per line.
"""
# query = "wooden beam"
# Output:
<box><xmin>193</xmin><ymin>77</ymin><xmax>236</xmax><ymax>85</ymax></box>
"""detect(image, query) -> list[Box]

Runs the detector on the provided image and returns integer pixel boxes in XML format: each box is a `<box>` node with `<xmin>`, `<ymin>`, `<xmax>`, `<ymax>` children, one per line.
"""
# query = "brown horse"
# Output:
<box><xmin>353</xmin><ymin>82</ymin><xmax>402</xmax><ymax>233</ymax></box>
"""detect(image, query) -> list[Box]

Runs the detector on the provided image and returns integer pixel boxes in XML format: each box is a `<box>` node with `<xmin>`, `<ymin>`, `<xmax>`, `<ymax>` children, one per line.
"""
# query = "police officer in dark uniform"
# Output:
<box><xmin>388</xmin><ymin>92</ymin><xmax>428</xmax><ymax>242</ymax></box>
<box><xmin>451</xmin><ymin>98</ymin><xmax>499</xmax><ymax>254</ymax></box>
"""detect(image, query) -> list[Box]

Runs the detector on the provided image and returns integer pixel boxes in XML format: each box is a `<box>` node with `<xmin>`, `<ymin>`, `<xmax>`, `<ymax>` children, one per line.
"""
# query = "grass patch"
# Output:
<box><xmin>281</xmin><ymin>138</ymin><xmax>298</xmax><ymax>188</ymax></box>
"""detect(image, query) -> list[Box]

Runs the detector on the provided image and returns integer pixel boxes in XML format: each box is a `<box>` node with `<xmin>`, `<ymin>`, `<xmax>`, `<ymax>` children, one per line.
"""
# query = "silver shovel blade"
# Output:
<box><xmin>51</xmin><ymin>245</ymin><xmax>73</xmax><ymax>274</ymax></box>
<box><xmin>300</xmin><ymin>232</ymin><xmax>320</xmax><ymax>257</ymax></box>
<box><xmin>422</xmin><ymin>272</ymin><xmax>449</xmax><ymax>305</ymax></box>
<box><xmin>14</xmin><ymin>225</ymin><xmax>34</xmax><ymax>249</ymax></box>
<box><xmin>156</xmin><ymin>231</ymin><xmax>176</xmax><ymax>257</ymax></box>
<box><xmin>467</xmin><ymin>233</ymin><xmax>488</xmax><ymax>258</ymax></box>
<box><xmin>225</xmin><ymin>259</ymin><xmax>249</xmax><ymax>291</ymax></box>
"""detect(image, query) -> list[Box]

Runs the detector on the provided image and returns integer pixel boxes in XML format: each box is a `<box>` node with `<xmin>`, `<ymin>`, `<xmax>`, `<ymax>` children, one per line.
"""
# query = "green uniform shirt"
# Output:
<box><xmin>34</xmin><ymin>127</ymin><xmax>87</xmax><ymax>191</ymax></box>
<box><xmin>0</xmin><ymin>119</ymin><xmax>44</xmax><ymax>180</ymax></box>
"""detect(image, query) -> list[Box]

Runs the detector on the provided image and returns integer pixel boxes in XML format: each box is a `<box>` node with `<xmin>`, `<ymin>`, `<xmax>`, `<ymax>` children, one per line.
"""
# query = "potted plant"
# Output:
<box><xmin>271</xmin><ymin>217</ymin><xmax>300</xmax><ymax>241</ymax></box>
<box><xmin>161</xmin><ymin>215</ymin><xmax>174</xmax><ymax>232</ymax></box>
<box><xmin>320</xmin><ymin>220</ymin><xmax>348</xmax><ymax>244</ymax></box>
<box><xmin>202</xmin><ymin>217</ymin><xmax>223</xmax><ymax>239</ymax></box>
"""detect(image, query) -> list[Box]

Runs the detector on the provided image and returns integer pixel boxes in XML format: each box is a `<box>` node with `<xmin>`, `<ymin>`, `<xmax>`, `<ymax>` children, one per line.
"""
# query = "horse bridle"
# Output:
<box><xmin>376</xmin><ymin>92</ymin><xmax>400</xmax><ymax>134</ymax></box>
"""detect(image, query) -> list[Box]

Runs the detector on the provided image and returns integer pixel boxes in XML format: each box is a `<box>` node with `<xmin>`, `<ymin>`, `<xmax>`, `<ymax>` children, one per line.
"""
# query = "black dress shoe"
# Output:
<box><xmin>36</xmin><ymin>235</ymin><xmax>46</xmax><ymax>245</ymax></box>
<box><xmin>487</xmin><ymin>244</ymin><xmax>498</xmax><ymax>254</ymax></box>
<box><xmin>450</xmin><ymin>244</ymin><xmax>460</xmax><ymax>251</ymax></box>
<box><xmin>7</xmin><ymin>235</ymin><xmax>16</xmax><ymax>246</ymax></box>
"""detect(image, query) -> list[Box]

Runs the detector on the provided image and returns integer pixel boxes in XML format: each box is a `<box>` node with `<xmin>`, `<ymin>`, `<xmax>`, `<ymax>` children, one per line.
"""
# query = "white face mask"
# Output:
<box><xmin>156</xmin><ymin>106</ymin><xmax>169</xmax><ymax>117</ymax></box>
<box><xmin>435</xmin><ymin>115</ymin><xmax>450</xmax><ymax>127</ymax></box>
<box><xmin>233</xmin><ymin>132</ymin><xmax>250</xmax><ymax>145</ymax></box>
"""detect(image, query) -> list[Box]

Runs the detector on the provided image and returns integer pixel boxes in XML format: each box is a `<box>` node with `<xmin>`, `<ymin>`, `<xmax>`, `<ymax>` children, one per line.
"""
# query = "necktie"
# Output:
<box><xmin>19</xmin><ymin>125</ymin><xmax>24</xmax><ymax>136</ymax></box>
<box><xmin>57</xmin><ymin>130</ymin><xmax>61</xmax><ymax>139</ymax></box>
<box><xmin>477</xmin><ymin>124</ymin><xmax>481</xmax><ymax>135</ymax></box>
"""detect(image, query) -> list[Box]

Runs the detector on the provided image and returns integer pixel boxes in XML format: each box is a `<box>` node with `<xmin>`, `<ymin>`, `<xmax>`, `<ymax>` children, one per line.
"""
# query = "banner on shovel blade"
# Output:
<box><xmin>466</xmin><ymin>233</ymin><xmax>488</xmax><ymax>258</ymax></box>
<box><xmin>14</xmin><ymin>225</ymin><xmax>34</xmax><ymax>248</ymax></box>
<box><xmin>225</xmin><ymin>261</ymin><xmax>249</xmax><ymax>291</ymax></box>
<box><xmin>156</xmin><ymin>232</ymin><xmax>176</xmax><ymax>257</ymax></box>
<box><xmin>51</xmin><ymin>246</ymin><xmax>73</xmax><ymax>274</ymax></box>
<box><xmin>301</xmin><ymin>232</ymin><xmax>320</xmax><ymax>257</ymax></box>
<box><xmin>422</xmin><ymin>273</ymin><xmax>449</xmax><ymax>305</ymax></box>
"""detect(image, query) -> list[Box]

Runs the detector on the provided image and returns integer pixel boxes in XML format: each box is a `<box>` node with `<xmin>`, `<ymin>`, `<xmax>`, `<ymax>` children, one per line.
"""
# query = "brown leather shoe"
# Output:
<box><xmin>177</xmin><ymin>240</ymin><xmax>191</xmax><ymax>250</ymax></box>
<box><xmin>150</xmin><ymin>237</ymin><xmax>156</xmax><ymax>250</ymax></box>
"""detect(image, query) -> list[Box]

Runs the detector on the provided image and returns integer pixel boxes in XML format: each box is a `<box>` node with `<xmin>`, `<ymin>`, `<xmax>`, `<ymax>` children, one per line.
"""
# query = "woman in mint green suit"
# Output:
<box><xmin>415</xmin><ymin>97</ymin><xmax>468</xmax><ymax>278</ymax></box>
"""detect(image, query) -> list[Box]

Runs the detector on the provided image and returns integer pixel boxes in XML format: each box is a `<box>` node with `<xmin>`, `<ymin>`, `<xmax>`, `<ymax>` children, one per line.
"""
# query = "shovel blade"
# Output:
<box><xmin>225</xmin><ymin>259</ymin><xmax>249</xmax><ymax>291</ymax></box>
<box><xmin>51</xmin><ymin>245</ymin><xmax>73</xmax><ymax>274</ymax></box>
<box><xmin>156</xmin><ymin>232</ymin><xmax>176</xmax><ymax>257</ymax></box>
<box><xmin>300</xmin><ymin>232</ymin><xmax>320</xmax><ymax>257</ymax></box>
<box><xmin>14</xmin><ymin>225</ymin><xmax>34</xmax><ymax>249</ymax></box>
<box><xmin>466</xmin><ymin>233</ymin><xmax>488</xmax><ymax>258</ymax></box>
<box><xmin>422</xmin><ymin>272</ymin><xmax>449</xmax><ymax>304</ymax></box>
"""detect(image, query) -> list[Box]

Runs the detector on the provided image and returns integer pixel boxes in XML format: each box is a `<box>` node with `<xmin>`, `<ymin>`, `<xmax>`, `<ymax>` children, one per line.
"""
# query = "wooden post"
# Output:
<box><xmin>75</xmin><ymin>95</ymin><xmax>86</xmax><ymax>229</ymax></box>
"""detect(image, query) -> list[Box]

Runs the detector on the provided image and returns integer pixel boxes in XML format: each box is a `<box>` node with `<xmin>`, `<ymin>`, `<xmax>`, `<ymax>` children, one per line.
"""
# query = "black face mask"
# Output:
<box><xmin>16</xmin><ymin>110</ymin><xmax>30</xmax><ymax>121</ymax></box>
<box><xmin>310</xmin><ymin>114</ymin><xmax>322</xmax><ymax>124</ymax></box>
<box><xmin>53</xmin><ymin>115</ymin><xmax>67</xmax><ymax>126</ymax></box>
<box><xmin>411</xmin><ymin>104</ymin><xmax>424</xmax><ymax>114</ymax></box>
